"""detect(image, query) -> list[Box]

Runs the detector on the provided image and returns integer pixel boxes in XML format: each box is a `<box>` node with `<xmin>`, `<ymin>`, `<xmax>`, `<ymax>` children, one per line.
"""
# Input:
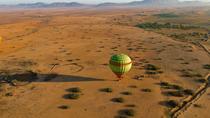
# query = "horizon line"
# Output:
<box><xmin>0</xmin><ymin>0</ymin><xmax>209</xmax><ymax>6</ymax></box>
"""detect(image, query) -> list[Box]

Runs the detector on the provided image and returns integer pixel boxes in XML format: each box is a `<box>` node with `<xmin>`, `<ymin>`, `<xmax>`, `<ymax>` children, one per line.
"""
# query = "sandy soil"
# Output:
<box><xmin>0</xmin><ymin>8</ymin><xmax>209</xmax><ymax>118</ymax></box>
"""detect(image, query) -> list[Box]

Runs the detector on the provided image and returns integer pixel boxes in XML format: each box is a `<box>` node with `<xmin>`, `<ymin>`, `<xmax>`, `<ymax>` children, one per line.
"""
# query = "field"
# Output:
<box><xmin>0</xmin><ymin>7</ymin><xmax>210</xmax><ymax>118</ymax></box>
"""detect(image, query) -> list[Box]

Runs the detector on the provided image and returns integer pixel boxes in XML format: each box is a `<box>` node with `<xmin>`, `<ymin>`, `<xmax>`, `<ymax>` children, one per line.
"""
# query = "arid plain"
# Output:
<box><xmin>0</xmin><ymin>7</ymin><xmax>210</xmax><ymax>118</ymax></box>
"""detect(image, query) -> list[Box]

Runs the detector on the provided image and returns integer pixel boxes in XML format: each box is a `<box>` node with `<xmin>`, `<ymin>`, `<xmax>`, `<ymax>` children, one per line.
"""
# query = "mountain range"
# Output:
<box><xmin>0</xmin><ymin>0</ymin><xmax>210</xmax><ymax>8</ymax></box>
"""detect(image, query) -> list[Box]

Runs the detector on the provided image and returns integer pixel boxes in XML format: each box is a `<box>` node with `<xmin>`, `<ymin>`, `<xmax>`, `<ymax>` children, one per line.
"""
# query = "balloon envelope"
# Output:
<box><xmin>109</xmin><ymin>54</ymin><xmax>132</xmax><ymax>78</ymax></box>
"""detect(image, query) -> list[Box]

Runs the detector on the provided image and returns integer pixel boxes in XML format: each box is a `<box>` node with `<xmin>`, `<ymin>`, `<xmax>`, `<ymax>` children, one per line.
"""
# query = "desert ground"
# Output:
<box><xmin>0</xmin><ymin>7</ymin><xmax>209</xmax><ymax>118</ymax></box>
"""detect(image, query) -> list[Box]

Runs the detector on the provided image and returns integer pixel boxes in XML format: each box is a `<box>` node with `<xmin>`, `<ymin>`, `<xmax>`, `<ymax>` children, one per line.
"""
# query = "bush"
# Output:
<box><xmin>196</xmin><ymin>79</ymin><xmax>207</xmax><ymax>83</ymax></box>
<box><xmin>65</xmin><ymin>93</ymin><xmax>80</xmax><ymax>99</ymax></box>
<box><xmin>58</xmin><ymin>105</ymin><xmax>70</xmax><ymax>109</ymax></box>
<box><xmin>160</xmin><ymin>82</ymin><xmax>183</xmax><ymax>90</ymax></box>
<box><xmin>165</xmin><ymin>100</ymin><xmax>179</xmax><ymax>108</ymax></box>
<box><xmin>193</xmin><ymin>104</ymin><xmax>202</xmax><ymax>108</ymax></box>
<box><xmin>67</xmin><ymin>87</ymin><xmax>81</xmax><ymax>93</ymax></box>
<box><xmin>111</xmin><ymin>97</ymin><xmax>125</xmax><ymax>103</ymax></box>
<box><xmin>154</xmin><ymin>13</ymin><xmax>179</xmax><ymax>18</ymax></box>
<box><xmin>166</xmin><ymin>91</ymin><xmax>184</xmax><ymax>97</ymax></box>
<box><xmin>171</xmin><ymin>84</ymin><xmax>183</xmax><ymax>90</ymax></box>
<box><xmin>183</xmin><ymin>89</ymin><xmax>194</xmax><ymax>95</ymax></box>
<box><xmin>160</xmin><ymin>81</ymin><xmax>170</xmax><ymax>86</ymax></box>
<box><xmin>141</xmin><ymin>88</ymin><xmax>152</xmax><ymax>92</ymax></box>
<box><xmin>5</xmin><ymin>92</ymin><xmax>13</xmax><ymax>96</ymax></box>
<box><xmin>145</xmin><ymin>64</ymin><xmax>159</xmax><ymax>71</ymax></box>
<box><xmin>125</xmin><ymin>104</ymin><xmax>136</xmax><ymax>108</ymax></box>
<box><xmin>100</xmin><ymin>88</ymin><xmax>113</xmax><ymax>93</ymax></box>
<box><xmin>203</xmin><ymin>64</ymin><xmax>210</xmax><ymax>70</ymax></box>
<box><xmin>136</xmin><ymin>22</ymin><xmax>200</xmax><ymax>30</ymax></box>
<box><xmin>121</xmin><ymin>91</ymin><xmax>132</xmax><ymax>95</ymax></box>
<box><xmin>118</xmin><ymin>109</ymin><xmax>135</xmax><ymax>117</ymax></box>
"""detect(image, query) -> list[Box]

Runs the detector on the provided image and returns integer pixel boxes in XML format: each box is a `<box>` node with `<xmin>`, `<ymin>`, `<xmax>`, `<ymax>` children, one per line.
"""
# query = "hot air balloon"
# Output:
<box><xmin>109</xmin><ymin>54</ymin><xmax>132</xmax><ymax>80</ymax></box>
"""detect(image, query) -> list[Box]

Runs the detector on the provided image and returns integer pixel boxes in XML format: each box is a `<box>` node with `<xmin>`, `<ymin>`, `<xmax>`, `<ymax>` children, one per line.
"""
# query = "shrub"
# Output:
<box><xmin>160</xmin><ymin>81</ymin><xmax>170</xmax><ymax>86</ymax></box>
<box><xmin>170</xmin><ymin>84</ymin><xmax>183</xmax><ymax>90</ymax></box>
<box><xmin>100</xmin><ymin>88</ymin><xmax>113</xmax><ymax>93</ymax></box>
<box><xmin>203</xmin><ymin>64</ymin><xmax>210</xmax><ymax>70</ymax></box>
<box><xmin>160</xmin><ymin>82</ymin><xmax>183</xmax><ymax>90</ymax></box>
<box><xmin>165</xmin><ymin>100</ymin><xmax>179</xmax><ymax>108</ymax></box>
<box><xmin>65</xmin><ymin>93</ymin><xmax>80</xmax><ymax>99</ymax></box>
<box><xmin>145</xmin><ymin>64</ymin><xmax>159</xmax><ymax>71</ymax></box>
<box><xmin>5</xmin><ymin>92</ymin><xmax>13</xmax><ymax>96</ymax></box>
<box><xmin>118</xmin><ymin>109</ymin><xmax>135</xmax><ymax>117</ymax></box>
<box><xmin>183</xmin><ymin>89</ymin><xmax>194</xmax><ymax>95</ymax></box>
<box><xmin>154</xmin><ymin>13</ymin><xmax>179</xmax><ymax>18</ymax></box>
<box><xmin>58</xmin><ymin>105</ymin><xmax>70</xmax><ymax>109</ymax></box>
<box><xmin>128</xmin><ymin>85</ymin><xmax>137</xmax><ymax>88</ymax></box>
<box><xmin>121</xmin><ymin>91</ymin><xmax>132</xmax><ymax>95</ymax></box>
<box><xmin>141</xmin><ymin>88</ymin><xmax>152</xmax><ymax>92</ymax></box>
<box><xmin>136</xmin><ymin>22</ymin><xmax>200</xmax><ymax>30</ymax></box>
<box><xmin>196</xmin><ymin>79</ymin><xmax>207</xmax><ymax>83</ymax></box>
<box><xmin>111</xmin><ymin>97</ymin><xmax>125</xmax><ymax>103</ymax></box>
<box><xmin>193</xmin><ymin>104</ymin><xmax>202</xmax><ymax>108</ymax></box>
<box><xmin>166</xmin><ymin>91</ymin><xmax>184</xmax><ymax>97</ymax></box>
<box><xmin>145</xmin><ymin>71</ymin><xmax>157</xmax><ymax>75</ymax></box>
<box><xmin>67</xmin><ymin>87</ymin><xmax>81</xmax><ymax>93</ymax></box>
<box><xmin>125</xmin><ymin>104</ymin><xmax>136</xmax><ymax>108</ymax></box>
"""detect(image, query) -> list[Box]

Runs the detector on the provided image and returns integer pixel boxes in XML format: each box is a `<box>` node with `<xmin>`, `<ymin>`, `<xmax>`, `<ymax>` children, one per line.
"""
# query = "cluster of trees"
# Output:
<box><xmin>136</xmin><ymin>22</ymin><xmax>200</xmax><ymax>30</ymax></box>
<box><xmin>154</xmin><ymin>13</ymin><xmax>179</xmax><ymax>18</ymax></box>
<box><xmin>170</xmin><ymin>32</ymin><xmax>209</xmax><ymax>41</ymax></box>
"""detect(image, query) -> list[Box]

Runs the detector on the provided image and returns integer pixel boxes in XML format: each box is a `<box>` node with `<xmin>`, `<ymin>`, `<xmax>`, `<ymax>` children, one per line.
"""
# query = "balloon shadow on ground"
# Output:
<box><xmin>0</xmin><ymin>71</ymin><xmax>104</xmax><ymax>85</ymax></box>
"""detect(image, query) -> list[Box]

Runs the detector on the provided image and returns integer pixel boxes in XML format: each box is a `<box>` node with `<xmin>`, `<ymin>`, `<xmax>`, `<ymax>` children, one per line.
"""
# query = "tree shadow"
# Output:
<box><xmin>0</xmin><ymin>71</ymin><xmax>104</xmax><ymax>85</ymax></box>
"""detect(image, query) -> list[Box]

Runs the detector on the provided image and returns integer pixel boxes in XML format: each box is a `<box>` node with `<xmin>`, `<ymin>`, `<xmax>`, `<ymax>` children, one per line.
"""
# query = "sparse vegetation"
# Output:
<box><xmin>111</xmin><ymin>97</ymin><xmax>125</xmax><ymax>103</ymax></box>
<box><xmin>5</xmin><ymin>92</ymin><xmax>13</xmax><ymax>96</ymax></box>
<box><xmin>65</xmin><ymin>93</ymin><xmax>80</xmax><ymax>100</ymax></box>
<box><xmin>144</xmin><ymin>64</ymin><xmax>163</xmax><ymax>75</ymax></box>
<box><xmin>183</xmin><ymin>89</ymin><xmax>194</xmax><ymax>95</ymax></box>
<box><xmin>203</xmin><ymin>64</ymin><xmax>210</xmax><ymax>70</ymax></box>
<box><xmin>196</xmin><ymin>79</ymin><xmax>207</xmax><ymax>83</ymax></box>
<box><xmin>121</xmin><ymin>91</ymin><xmax>132</xmax><ymax>95</ymax></box>
<box><xmin>118</xmin><ymin>109</ymin><xmax>135</xmax><ymax>117</ymax></box>
<box><xmin>100</xmin><ymin>88</ymin><xmax>113</xmax><ymax>93</ymax></box>
<box><xmin>165</xmin><ymin>100</ymin><xmax>179</xmax><ymax>108</ymax></box>
<box><xmin>160</xmin><ymin>82</ymin><xmax>183</xmax><ymax>90</ymax></box>
<box><xmin>58</xmin><ymin>105</ymin><xmax>70</xmax><ymax>109</ymax></box>
<box><xmin>165</xmin><ymin>91</ymin><xmax>184</xmax><ymax>97</ymax></box>
<box><xmin>125</xmin><ymin>104</ymin><xmax>136</xmax><ymax>108</ymax></box>
<box><xmin>136</xmin><ymin>22</ymin><xmax>200</xmax><ymax>30</ymax></box>
<box><xmin>141</xmin><ymin>88</ymin><xmax>152</xmax><ymax>92</ymax></box>
<box><xmin>145</xmin><ymin>64</ymin><xmax>159</xmax><ymax>71</ymax></box>
<box><xmin>154</xmin><ymin>13</ymin><xmax>179</xmax><ymax>18</ymax></box>
<box><xmin>180</xmin><ymin>69</ymin><xmax>202</xmax><ymax>78</ymax></box>
<box><xmin>193</xmin><ymin>104</ymin><xmax>202</xmax><ymax>108</ymax></box>
<box><xmin>67</xmin><ymin>87</ymin><xmax>81</xmax><ymax>93</ymax></box>
<box><xmin>128</xmin><ymin>85</ymin><xmax>137</xmax><ymax>88</ymax></box>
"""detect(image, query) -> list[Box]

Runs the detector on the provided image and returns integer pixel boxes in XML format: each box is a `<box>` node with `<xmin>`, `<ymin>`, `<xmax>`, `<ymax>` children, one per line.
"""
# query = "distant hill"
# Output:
<box><xmin>96</xmin><ymin>2</ymin><xmax>120</xmax><ymax>7</ymax></box>
<box><xmin>16</xmin><ymin>2</ymin><xmax>85</xmax><ymax>8</ymax></box>
<box><xmin>97</xmin><ymin>0</ymin><xmax>179</xmax><ymax>7</ymax></box>
<box><xmin>141</xmin><ymin>0</ymin><xmax>179</xmax><ymax>4</ymax></box>
<box><xmin>0</xmin><ymin>0</ymin><xmax>210</xmax><ymax>8</ymax></box>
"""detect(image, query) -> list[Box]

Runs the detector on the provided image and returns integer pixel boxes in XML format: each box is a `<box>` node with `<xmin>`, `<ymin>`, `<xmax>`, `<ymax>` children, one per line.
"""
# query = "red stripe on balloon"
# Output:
<box><xmin>109</xmin><ymin>60</ymin><xmax>132</xmax><ymax>66</ymax></box>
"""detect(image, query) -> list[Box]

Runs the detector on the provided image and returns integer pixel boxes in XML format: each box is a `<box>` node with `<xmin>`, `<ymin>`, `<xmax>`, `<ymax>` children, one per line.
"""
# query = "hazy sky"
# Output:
<box><xmin>0</xmin><ymin>0</ymin><xmax>210</xmax><ymax>5</ymax></box>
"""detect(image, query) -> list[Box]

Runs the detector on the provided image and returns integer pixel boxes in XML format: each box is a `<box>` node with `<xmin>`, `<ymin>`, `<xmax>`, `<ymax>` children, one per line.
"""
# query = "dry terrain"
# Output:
<box><xmin>0</xmin><ymin>7</ymin><xmax>209</xmax><ymax>118</ymax></box>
